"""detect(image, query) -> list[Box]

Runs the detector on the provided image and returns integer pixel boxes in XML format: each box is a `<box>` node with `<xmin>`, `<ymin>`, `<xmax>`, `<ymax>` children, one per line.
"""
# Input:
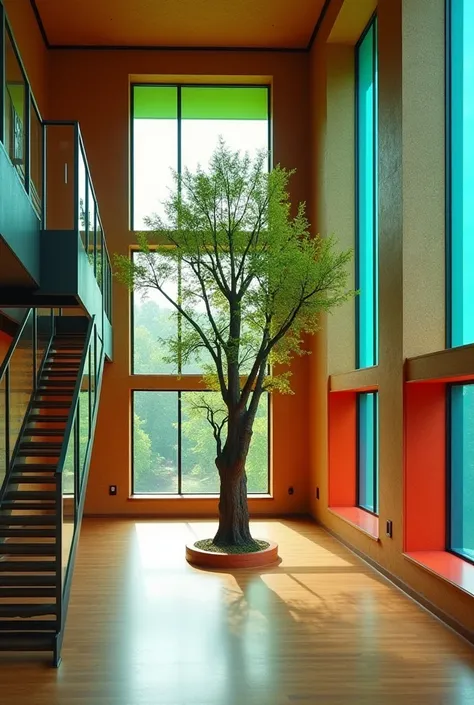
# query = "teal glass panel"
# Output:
<box><xmin>356</xmin><ymin>19</ymin><xmax>378</xmax><ymax>368</ymax></box>
<box><xmin>357</xmin><ymin>392</ymin><xmax>378</xmax><ymax>514</ymax></box>
<box><xmin>450</xmin><ymin>384</ymin><xmax>474</xmax><ymax>562</ymax></box>
<box><xmin>450</xmin><ymin>0</ymin><xmax>474</xmax><ymax>347</ymax></box>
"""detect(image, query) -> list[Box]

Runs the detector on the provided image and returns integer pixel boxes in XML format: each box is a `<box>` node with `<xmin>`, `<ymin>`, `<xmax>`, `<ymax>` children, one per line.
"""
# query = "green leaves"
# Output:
<box><xmin>115</xmin><ymin>139</ymin><xmax>355</xmax><ymax>416</ymax></box>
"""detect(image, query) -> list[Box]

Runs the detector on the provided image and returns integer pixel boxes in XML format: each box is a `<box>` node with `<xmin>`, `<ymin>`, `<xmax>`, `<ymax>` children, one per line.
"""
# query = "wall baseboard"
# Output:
<box><xmin>321</xmin><ymin>521</ymin><xmax>474</xmax><ymax>646</ymax></box>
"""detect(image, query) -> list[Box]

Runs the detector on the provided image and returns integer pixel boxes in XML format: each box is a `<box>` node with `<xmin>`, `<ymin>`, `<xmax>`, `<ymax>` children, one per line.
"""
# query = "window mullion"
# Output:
<box><xmin>178</xmin><ymin>391</ymin><xmax>182</xmax><ymax>495</ymax></box>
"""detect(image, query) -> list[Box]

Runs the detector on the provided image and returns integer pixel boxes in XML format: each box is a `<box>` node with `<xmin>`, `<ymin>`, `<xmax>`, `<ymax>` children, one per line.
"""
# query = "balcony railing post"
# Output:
<box><xmin>25</xmin><ymin>84</ymin><xmax>31</xmax><ymax>195</ymax></box>
<box><xmin>32</xmin><ymin>308</ymin><xmax>37</xmax><ymax>392</ymax></box>
<box><xmin>73</xmin><ymin>122</ymin><xmax>79</xmax><ymax>234</ymax></box>
<box><xmin>42</xmin><ymin>122</ymin><xmax>47</xmax><ymax>228</ymax></box>
<box><xmin>5</xmin><ymin>366</ymin><xmax>10</xmax><ymax>466</ymax></box>
<box><xmin>0</xmin><ymin>3</ymin><xmax>5</xmax><ymax>146</ymax></box>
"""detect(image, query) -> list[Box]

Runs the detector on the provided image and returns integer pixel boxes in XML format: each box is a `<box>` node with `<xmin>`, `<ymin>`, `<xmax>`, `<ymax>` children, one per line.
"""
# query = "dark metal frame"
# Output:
<box><xmin>131</xmin><ymin>389</ymin><xmax>271</xmax><ymax>496</ymax></box>
<box><xmin>446</xmin><ymin>380</ymin><xmax>474</xmax><ymax>566</ymax></box>
<box><xmin>354</xmin><ymin>13</ymin><xmax>378</xmax><ymax>370</ymax></box>
<box><xmin>355</xmin><ymin>390</ymin><xmax>379</xmax><ymax>516</ymax></box>
<box><xmin>445</xmin><ymin>0</ymin><xmax>453</xmax><ymax>348</ymax></box>
<box><xmin>0</xmin><ymin>2</ymin><xmax>5</xmax><ymax>146</ymax></box>
<box><xmin>56</xmin><ymin>321</ymin><xmax>107</xmax><ymax>666</ymax></box>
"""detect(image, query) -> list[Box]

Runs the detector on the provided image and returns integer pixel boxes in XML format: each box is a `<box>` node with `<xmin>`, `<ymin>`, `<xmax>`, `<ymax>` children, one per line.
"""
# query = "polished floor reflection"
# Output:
<box><xmin>0</xmin><ymin>518</ymin><xmax>473</xmax><ymax>704</ymax></box>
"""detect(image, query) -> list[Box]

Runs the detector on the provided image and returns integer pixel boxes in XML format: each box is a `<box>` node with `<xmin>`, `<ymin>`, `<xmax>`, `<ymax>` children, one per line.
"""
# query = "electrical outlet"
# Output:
<box><xmin>386</xmin><ymin>520</ymin><xmax>393</xmax><ymax>538</ymax></box>
<box><xmin>109</xmin><ymin>485</ymin><xmax>117</xmax><ymax>496</ymax></box>
<box><xmin>316</xmin><ymin>487</ymin><xmax>320</xmax><ymax>500</ymax></box>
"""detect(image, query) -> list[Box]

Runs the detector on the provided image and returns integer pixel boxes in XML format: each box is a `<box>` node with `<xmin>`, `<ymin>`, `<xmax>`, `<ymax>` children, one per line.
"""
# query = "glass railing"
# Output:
<box><xmin>43</xmin><ymin>122</ymin><xmax>113</xmax><ymax>323</ymax></box>
<box><xmin>0</xmin><ymin>308</ymin><xmax>55</xmax><ymax>493</ymax></box>
<box><xmin>56</xmin><ymin>317</ymin><xmax>104</xmax><ymax>586</ymax></box>
<box><xmin>1</xmin><ymin>17</ymin><xmax>43</xmax><ymax>217</ymax></box>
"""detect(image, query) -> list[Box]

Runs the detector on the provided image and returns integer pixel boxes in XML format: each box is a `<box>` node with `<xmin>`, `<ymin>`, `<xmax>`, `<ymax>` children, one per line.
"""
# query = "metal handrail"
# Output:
<box><xmin>54</xmin><ymin>316</ymin><xmax>95</xmax><ymax>476</ymax></box>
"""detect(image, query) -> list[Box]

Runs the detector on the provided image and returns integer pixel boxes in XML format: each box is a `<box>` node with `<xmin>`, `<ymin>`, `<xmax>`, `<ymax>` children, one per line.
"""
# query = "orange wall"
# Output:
<box><xmin>308</xmin><ymin>0</ymin><xmax>474</xmax><ymax>635</ymax></box>
<box><xmin>48</xmin><ymin>48</ymin><xmax>311</xmax><ymax>516</ymax></box>
<box><xmin>0</xmin><ymin>330</ymin><xmax>12</xmax><ymax>364</ymax></box>
<box><xmin>3</xmin><ymin>0</ymin><xmax>49</xmax><ymax>115</ymax></box>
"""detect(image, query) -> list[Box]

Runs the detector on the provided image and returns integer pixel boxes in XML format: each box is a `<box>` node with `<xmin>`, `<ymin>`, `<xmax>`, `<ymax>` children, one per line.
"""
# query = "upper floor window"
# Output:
<box><xmin>355</xmin><ymin>17</ymin><xmax>378</xmax><ymax>369</ymax></box>
<box><xmin>131</xmin><ymin>84</ymin><xmax>270</xmax><ymax>230</ymax></box>
<box><xmin>448</xmin><ymin>0</ymin><xmax>474</xmax><ymax>347</ymax></box>
<box><xmin>4</xmin><ymin>28</ymin><xmax>26</xmax><ymax>184</ymax></box>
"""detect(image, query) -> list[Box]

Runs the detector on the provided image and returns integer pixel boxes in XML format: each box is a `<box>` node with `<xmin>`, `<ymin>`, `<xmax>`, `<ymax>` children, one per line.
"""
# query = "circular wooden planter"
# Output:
<box><xmin>186</xmin><ymin>540</ymin><xmax>279</xmax><ymax>569</ymax></box>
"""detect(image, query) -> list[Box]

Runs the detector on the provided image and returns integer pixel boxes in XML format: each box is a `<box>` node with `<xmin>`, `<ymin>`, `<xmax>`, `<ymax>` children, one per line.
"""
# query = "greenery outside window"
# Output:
<box><xmin>132</xmin><ymin>390</ymin><xmax>270</xmax><ymax>495</ymax></box>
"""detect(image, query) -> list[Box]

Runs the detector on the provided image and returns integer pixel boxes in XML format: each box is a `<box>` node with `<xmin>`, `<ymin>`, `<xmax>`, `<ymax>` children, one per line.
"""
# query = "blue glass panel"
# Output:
<box><xmin>357</xmin><ymin>392</ymin><xmax>378</xmax><ymax>514</ymax></box>
<box><xmin>450</xmin><ymin>384</ymin><xmax>474</xmax><ymax>561</ymax></box>
<box><xmin>356</xmin><ymin>20</ymin><xmax>378</xmax><ymax>368</ymax></box>
<box><xmin>450</xmin><ymin>0</ymin><xmax>474</xmax><ymax>346</ymax></box>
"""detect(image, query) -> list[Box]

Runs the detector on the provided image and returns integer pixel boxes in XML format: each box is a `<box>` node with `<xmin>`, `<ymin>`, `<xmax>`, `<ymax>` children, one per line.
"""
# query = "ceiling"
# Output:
<box><xmin>32</xmin><ymin>0</ymin><xmax>328</xmax><ymax>50</ymax></box>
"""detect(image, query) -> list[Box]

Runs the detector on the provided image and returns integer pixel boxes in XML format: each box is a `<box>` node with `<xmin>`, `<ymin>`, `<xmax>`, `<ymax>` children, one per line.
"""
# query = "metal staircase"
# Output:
<box><xmin>0</xmin><ymin>312</ymin><xmax>104</xmax><ymax>664</ymax></box>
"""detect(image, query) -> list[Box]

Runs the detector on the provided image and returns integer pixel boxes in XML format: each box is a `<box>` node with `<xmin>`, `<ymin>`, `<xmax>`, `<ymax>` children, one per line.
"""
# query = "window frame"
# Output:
<box><xmin>355</xmin><ymin>14</ymin><xmax>378</xmax><ymax>370</ymax></box>
<box><xmin>356</xmin><ymin>390</ymin><xmax>379</xmax><ymax>516</ymax></box>
<box><xmin>446</xmin><ymin>380</ymin><xmax>474</xmax><ymax>566</ymax></box>
<box><xmin>130</xmin><ymin>82</ymin><xmax>272</xmax><ymax>232</ymax></box>
<box><xmin>131</xmin><ymin>389</ymin><xmax>272</xmax><ymax>496</ymax></box>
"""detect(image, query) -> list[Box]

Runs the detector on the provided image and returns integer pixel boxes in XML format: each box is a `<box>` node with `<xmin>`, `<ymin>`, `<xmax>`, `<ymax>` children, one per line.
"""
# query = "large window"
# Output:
<box><xmin>448</xmin><ymin>0</ymin><xmax>474</xmax><ymax>347</ymax></box>
<box><xmin>131</xmin><ymin>84</ymin><xmax>270</xmax><ymax>230</ymax></box>
<box><xmin>449</xmin><ymin>384</ymin><xmax>474</xmax><ymax>562</ymax></box>
<box><xmin>355</xmin><ymin>17</ymin><xmax>378</xmax><ymax>369</ymax></box>
<box><xmin>357</xmin><ymin>392</ymin><xmax>379</xmax><ymax>514</ymax></box>
<box><xmin>132</xmin><ymin>251</ymin><xmax>217</xmax><ymax>375</ymax></box>
<box><xmin>132</xmin><ymin>391</ymin><xmax>270</xmax><ymax>495</ymax></box>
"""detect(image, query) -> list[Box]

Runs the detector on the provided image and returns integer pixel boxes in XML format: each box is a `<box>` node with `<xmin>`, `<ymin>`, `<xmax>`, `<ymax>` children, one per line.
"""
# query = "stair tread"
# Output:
<box><xmin>0</xmin><ymin>528</ymin><xmax>56</xmax><ymax>537</ymax></box>
<box><xmin>13</xmin><ymin>464</ymin><xmax>57</xmax><ymax>470</ymax></box>
<box><xmin>0</xmin><ymin>561</ymin><xmax>56</xmax><ymax>572</ymax></box>
<box><xmin>36</xmin><ymin>390</ymin><xmax>74</xmax><ymax>396</ymax></box>
<box><xmin>0</xmin><ymin>604</ymin><xmax>57</xmax><ymax>618</ymax></box>
<box><xmin>0</xmin><ymin>587</ymin><xmax>56</xmax><ymax>597</ymax></box>
<box><xmin>0</xmin><ymin>544</ymin><xmax>56</xmax><ymax>556</ymax></box>
<box><xmin>20</xmin><ymin>443</ymin><xmax>62</xmax><ymax>448</ymax></box>
<box><xmin>28</xmin><ymin>416</ymin><xmax>67</xmax><ymax>422</ymax></box>
<box><xmin>20</xmin><ymin>441</ymin><xmax>62</xmax><ymax>448</ymax></box>
<box><xmin>0</xmin><ymin>575</ymin><xmax>56</xmax><ymax>586</ymax></box>
<box><xmin>0</xmin><ymin>503</ymin><xmax>56</xmax><ymax>511</ymax></box>
<box><xmin>0</xmin><ymin>620</ymin><xmax>57</xmax><ymax>631</ymax></box>
<box><xmin>24</xmin><ymin>430</ymin><xmax>65</xmax><ymax>436</ymax></box>
<box><xmin>5</xmin><ymin>491</ymin><xmax>56</xmax><ymax>500</ymax></box>
<box><xmin>17</xmin><ymin>451</ymin><xmax>61</xmax><ymax>457</ymax></box>
<box><xmin>31</xmin><ymin>402</ymin><xmax>71</xmax><ymax>408</ymax></box>
<box><xmin>9</xmin><ymin>476</ymin><xmax>57</xmax><ymax>484</ymax></box>
<box><xmin>0</xmin><ymin>516</ymin><xmax>56</xmax><ymax>526</ymax></box>
<box><xmin>0</xmin><ymin>633</ymin><xmax>56</xmax><ymax>650</ymax></box>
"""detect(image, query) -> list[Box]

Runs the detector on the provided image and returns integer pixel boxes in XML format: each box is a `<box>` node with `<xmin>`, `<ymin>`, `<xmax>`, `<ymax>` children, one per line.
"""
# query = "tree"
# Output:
<box><xmin>115</xmin><ymin>140</ymin><xmax>353</xmax><ymax>548</ymax></box>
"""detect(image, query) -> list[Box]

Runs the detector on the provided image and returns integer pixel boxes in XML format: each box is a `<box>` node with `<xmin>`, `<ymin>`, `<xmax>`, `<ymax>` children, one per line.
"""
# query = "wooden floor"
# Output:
<box><xmin>1</xmin><ymin>518</ymin><xmax>474</xmax><ymax>704</ymax></box>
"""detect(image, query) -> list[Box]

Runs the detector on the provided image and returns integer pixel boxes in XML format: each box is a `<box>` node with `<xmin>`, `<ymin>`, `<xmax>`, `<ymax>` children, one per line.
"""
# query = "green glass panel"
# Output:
<box><xmin>182</xmin><ymin>87</ymin><xmax>268</xmax><ymax>120</ymax></box>
<box><xmin>133</xmin><ymin>86</ymin><xmax>178</xmax><ymax>119</ymax></box>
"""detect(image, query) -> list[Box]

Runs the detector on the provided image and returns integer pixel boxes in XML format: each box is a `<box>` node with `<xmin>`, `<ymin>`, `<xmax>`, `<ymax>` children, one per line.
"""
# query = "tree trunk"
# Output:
<box><xmin>213</xmin><ymin>470</ymin><xmax>253</xmax><ymax>546</ymax></box>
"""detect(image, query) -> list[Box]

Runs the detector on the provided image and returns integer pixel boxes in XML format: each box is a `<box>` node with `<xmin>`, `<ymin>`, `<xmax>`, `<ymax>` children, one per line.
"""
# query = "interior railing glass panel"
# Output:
<box><xmin>43</xmin><ymin>122</ymin><xmax>113</xmax><ymax>322</ymax></box>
